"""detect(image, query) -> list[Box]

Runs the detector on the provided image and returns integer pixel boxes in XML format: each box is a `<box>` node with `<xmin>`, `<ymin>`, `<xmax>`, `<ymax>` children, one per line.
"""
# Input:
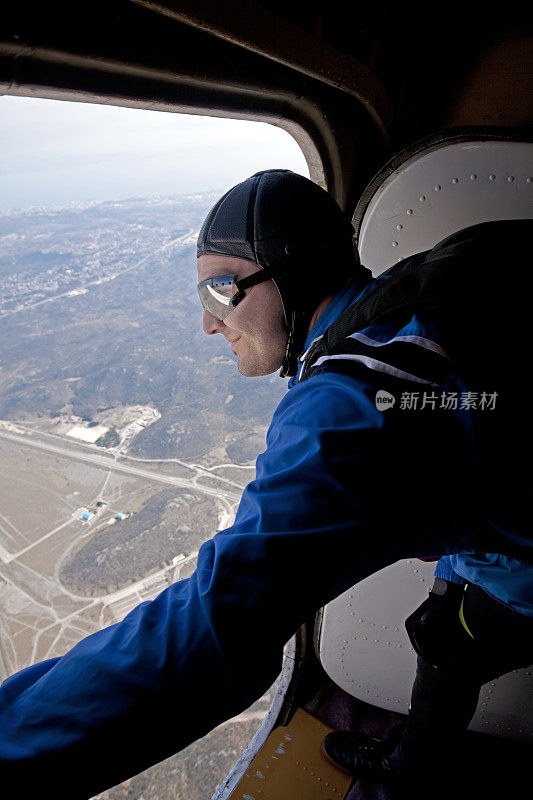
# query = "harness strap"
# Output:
<box><xmin>300</xmin><ymin>332</ymin><xmax>451</xmax><ymax>386</ymax></box>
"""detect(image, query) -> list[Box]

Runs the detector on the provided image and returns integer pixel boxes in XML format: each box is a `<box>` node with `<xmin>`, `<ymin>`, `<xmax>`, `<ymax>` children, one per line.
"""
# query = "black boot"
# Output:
<box><xmin>322</xmin><ymin>731</ymin><xmax>396</xmax><ymax>779</ymax></box>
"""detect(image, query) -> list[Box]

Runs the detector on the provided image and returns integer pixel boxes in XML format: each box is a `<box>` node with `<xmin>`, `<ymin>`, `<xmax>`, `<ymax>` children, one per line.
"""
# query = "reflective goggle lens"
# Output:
<box><xmin>198</xmin><ymin>274</ymin><xmax>239</xmax><ymax>320</ymax></box>
<box><xmin>198</xmin><ymin>268</ymin><xmax>274</xmax><ymax>320</ymax></box>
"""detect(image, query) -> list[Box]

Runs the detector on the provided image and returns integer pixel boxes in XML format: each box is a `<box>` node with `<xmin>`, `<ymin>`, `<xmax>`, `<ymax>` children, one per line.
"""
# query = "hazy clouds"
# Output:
<box><xmin>0</xmin><ymin>96</ymin><xmax>309</xmax><ymax>210</ymax></box>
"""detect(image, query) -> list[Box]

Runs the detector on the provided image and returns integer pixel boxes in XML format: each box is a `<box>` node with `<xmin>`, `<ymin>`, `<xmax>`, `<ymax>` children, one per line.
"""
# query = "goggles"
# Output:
<box><xmin>197</xmin><ymin>268</ymin><xmax>274</xmax><ymax>321</ymax></box>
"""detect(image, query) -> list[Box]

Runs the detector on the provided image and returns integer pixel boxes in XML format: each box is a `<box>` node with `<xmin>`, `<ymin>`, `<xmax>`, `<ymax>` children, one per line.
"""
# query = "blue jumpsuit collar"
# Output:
<box><xmin>288</xmin><ymin>270</ymin><xmax>373</xmax><ymax>388</ymax></box>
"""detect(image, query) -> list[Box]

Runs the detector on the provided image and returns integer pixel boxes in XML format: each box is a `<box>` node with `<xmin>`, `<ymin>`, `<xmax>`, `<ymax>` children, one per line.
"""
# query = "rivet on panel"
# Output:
<box><xmin>508</xmin><ymin>176</ymin><xmax>515</xmax><ymax>182</ymax></box>
<box><xmin>527</xmin><ymin>177</ymin><xmax>532</xmax><ymax>183</ymax></box>
<box><xmin>434</xmin><ymin>185</ymin><xmax>441</xmax><ymax>191</ymax></box>
<box><xmin>419</xmin><ymin>195</ymin><xmax>426</xmax><ymax>202</ymax></box>
<box><xmin>489</xmin><ymin>174</ymin><xmax>496</xmax><ymax>181</ymax></box>
<box><xmin>470</xmin><ymin>174</ymin><xmax>477</xmax><ymax>180</ymax></box>
<box><xmin>392</xmin><ymin>241</ymin><xmax>399</xmax><ymax>247</ymax></box>
<box><xmin>452</xmin><ymin>178</ymin><xmax>459</xmax><ymax>184</ymax></box>
<box><xmin>396</xmin><ymin>224</ymin><xmax>403</xmax><ymax>230</ymax></box>
<box><xmin>407</xmin><ymin>209</ymin><xmax>413</xmax><ymax>215</ymax></box>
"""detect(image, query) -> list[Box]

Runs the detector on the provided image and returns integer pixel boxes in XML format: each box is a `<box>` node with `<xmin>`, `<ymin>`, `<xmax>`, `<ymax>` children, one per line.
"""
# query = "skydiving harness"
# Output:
<box><xmin>299</xmin><ymin>219</ymin><xmax>531</xmax><ymax>387</ymax></box>
<box><xmin>298</xmin><ymin>219</ymin><xmax>533</xmax><ymax>564</ymax></box>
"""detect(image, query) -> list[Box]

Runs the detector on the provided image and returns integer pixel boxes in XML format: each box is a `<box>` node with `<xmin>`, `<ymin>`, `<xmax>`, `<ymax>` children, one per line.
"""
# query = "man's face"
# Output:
<box><xmin>197</xmin><ymin>254</ymin><xmax>288</xmax><ymax>377</ymax></box>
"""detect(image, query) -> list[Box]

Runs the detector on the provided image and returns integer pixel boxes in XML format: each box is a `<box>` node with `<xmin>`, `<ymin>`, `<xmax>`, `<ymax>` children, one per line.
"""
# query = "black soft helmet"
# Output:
<box><xmin>197</xmin><ymin>169</ymin><xmax>363</xmax><ymax>377</ymax></box>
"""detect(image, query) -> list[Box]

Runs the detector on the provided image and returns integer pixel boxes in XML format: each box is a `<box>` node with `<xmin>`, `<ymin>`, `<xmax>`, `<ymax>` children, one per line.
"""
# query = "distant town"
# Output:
<box><xmin>0</xmin><ymin>195</ymin><xmax>216</xmax><ymax>316</ymax></box>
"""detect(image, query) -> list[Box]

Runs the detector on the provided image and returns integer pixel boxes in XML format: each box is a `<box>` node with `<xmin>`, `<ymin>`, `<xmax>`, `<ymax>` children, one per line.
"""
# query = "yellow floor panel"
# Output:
<box><xmin>229</xmin><ymin>708</ymin><xmax>352</xmax><ymax>800</ymax></box>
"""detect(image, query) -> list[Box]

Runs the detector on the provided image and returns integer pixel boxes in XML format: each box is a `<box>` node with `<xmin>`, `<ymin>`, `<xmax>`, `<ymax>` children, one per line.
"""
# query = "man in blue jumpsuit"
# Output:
<box><xmin>0</xmin><ymin>169</ymin><xmax>531</xmax><ymax>798</ymax></box>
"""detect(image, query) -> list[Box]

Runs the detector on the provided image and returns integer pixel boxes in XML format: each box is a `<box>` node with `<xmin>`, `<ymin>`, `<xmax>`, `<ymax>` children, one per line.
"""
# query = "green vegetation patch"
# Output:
<box><xmin>96</xmin><ymin>428</ymin><xmax>120</xmax><ymax>448</ymax></box>
<box><xmin>59</xmin><ymin>487</ymin><xmax>218</xmax><ymax>595</ymax></box>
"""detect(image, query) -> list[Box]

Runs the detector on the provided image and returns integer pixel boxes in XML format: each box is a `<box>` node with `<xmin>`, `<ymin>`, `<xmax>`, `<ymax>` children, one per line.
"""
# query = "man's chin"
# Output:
<box><xmin>237</xmin><ymin>357</ymin><xmax>279</xmax><ymax>378</ymax></box>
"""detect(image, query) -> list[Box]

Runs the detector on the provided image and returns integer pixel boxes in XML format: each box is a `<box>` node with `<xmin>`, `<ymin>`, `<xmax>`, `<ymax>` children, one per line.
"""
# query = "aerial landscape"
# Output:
<box><xmin>0</xmin><ymin>194</ymin><xmax>287</xmax><ymax>798</ymax></box>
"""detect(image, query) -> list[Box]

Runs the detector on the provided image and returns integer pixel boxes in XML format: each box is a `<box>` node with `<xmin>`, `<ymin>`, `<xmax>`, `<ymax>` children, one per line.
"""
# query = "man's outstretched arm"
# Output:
<box><xmin>0</xmin><ymin>373</ymin><xmax>478</xmax><ymax>799</ymax></box>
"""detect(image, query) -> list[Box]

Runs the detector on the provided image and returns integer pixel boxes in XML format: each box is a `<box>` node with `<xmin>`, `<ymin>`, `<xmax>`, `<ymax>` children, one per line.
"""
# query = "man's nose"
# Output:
<box><xmin>203</xmin><ymin>309</ymin><xmax>225</xmax><ymax>335</ymax></box>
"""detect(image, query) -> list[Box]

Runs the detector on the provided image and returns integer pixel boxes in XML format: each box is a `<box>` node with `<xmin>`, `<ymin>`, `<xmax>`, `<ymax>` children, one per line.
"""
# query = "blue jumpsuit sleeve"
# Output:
<box><xmin>0</xmin><ymin>374</ymin><xmax>479</xmax><ymax>798</ymax></box>
<box><xmin>434</xmin><ymin>556</ymin><xmax>466</xmax><ymax>584</ymax></box>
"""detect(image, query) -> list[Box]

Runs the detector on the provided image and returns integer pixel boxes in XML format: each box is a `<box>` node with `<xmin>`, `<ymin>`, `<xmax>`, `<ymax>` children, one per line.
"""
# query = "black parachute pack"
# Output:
<box><xmin>299</xmin><ymin>218</ymin><xmax>533</xmax><ymax>563</ymax></box>
<box><xmin>300</xmin><ymin>219</ymin><xmax>532</xmax><ymax>389</ymax></box>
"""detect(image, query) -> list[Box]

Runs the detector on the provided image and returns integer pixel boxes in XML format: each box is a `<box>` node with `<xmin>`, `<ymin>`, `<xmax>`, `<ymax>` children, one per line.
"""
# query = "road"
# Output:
<box><xmin>0</xmin><ymin>424</ymin><xmax>246</xmax><ymax>677</ymax></box>
<box><xmin>0</xmin><ymin>429</ymin><xmax>242</xmax><ymax>505</ymax></box>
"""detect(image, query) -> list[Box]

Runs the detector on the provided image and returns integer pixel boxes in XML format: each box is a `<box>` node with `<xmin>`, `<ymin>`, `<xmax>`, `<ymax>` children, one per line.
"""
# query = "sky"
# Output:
<box><xmin>0</xmin><ymin>96</ymin><xmax>309</xmax><ymax>211</ymax></box>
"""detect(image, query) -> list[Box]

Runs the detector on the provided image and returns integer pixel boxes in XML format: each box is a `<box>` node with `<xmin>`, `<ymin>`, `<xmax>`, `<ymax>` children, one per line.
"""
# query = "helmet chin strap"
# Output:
<box><xmin>279</xmin><ymin>309</ymin><xmax>309</xmax><ymax>379</ymax></box>
<box><xmin>279</xmin><ymin>321</ymin><xmax>296</xmax><ymax>378</ymax></box>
